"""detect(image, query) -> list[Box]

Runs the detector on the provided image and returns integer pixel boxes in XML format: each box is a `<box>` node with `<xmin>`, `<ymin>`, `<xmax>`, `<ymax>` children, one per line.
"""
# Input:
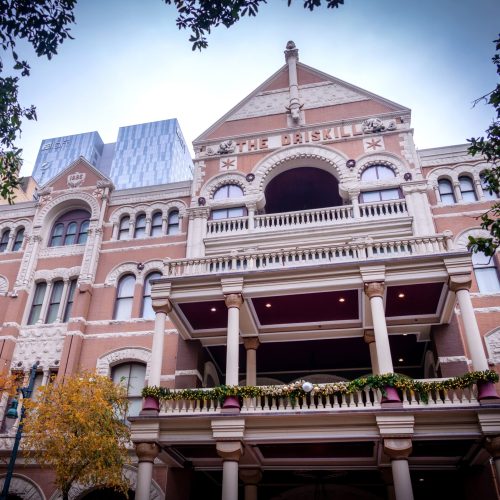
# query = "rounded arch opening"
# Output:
<box><xmin>264</xmin><ymin>167</ymin><xmax>342</xmax><ymax>214</ymax></box>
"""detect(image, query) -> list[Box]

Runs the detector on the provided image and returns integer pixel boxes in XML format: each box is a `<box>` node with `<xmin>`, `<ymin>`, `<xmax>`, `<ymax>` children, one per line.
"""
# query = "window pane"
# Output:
<box><xmin>167</xmin><ymin>211</ymin><xmax>179</xmax><ymax>235</ymax></box>
<box><xmin>440</xmin><ymin>193</ymin><xmax>455</xmax><ymax>205</ymax></box>
<box><xmin>64</xmin><ymin>222</ymin><xmax>77</xmax><ymax>245</ymax></box>
<box><xmin>63</xmin><ymin>279</ymin><xmax>77</xmax><ymax>322</ymax></box>
<box><xmin>114</xmin><ymin>297</ymin><xmax>133</xmax><ymax>320</ymax></box>
<box><xmin>228</xmin><ymin>185</ymin><xmax>244</xmax><ymax>198</ymax></box>
<box><xmin>213</xmin><ymin>185</ymin><xmax>229</xmax><ymax>200</ymax></box>
<box><xmin>361</xmin><ymin>191</ymin><xmax>381</xmax><ymax>203</ymax></box>
<box><xmin>77</xmin><ymin>220</ymin><xmax>90</xmax><ymax>244</ymax></box>
<box><xmin>118</xmin><ymin>275</ymin><xmax>135</xmax><ymax>297</ymax></box>
<box><xmin>438</xmin><ymin>180</ymin><xmax>455</xmax><ymax>205</ymax></box>
<box><xmin>134</xmin><ymin>215</ymin><xmax>146</xmax><ymax>238</ymax></box>
<box><xmin>151</xmin><ymin>213</ymin><xmax>163</xmax><ymax>236</ymax></box>
<box><xmin>0</xmin><ymin>230</ymin><xmax>10</xmax><ymax>252</ymax></box>
<box><xmin>228</xmin><ymin>206</ymin><xmax>245</xmax><ymax>218</ymax></box>
<box><xmin>380</xmin><ymin>189</ymin><xmax>400</xmax><ymax>201</ymax></box>
<box><xmin>459</xmin><ymin>176</ymin><xmax>477</xmax><ymax>202</ymax></box>
<box><xmin>50</xmin><ymin>224</ymin><xmax>64</xmax><ymax>247</ymax></box>
<box><xmin>13</xmin><ymin>228</ymin><xmax>24</xmax><ymax>251</ymax></box>
<box><xmin>475</xmin><ymin>268</ymin><xmax>500</xmax><ymax>293</ymax></box>
<box><xmin>360</xmin><ymin>167</ymin><xmax>378</xmax><ymax>181</ymax></box>
<box><xmin>211</xmin><ymin>209</ymin><xmax>227</xmax><ymax>220</ymax></box>
<box><xmin>28</xmin><ymin>282</ymin><xmax>47</xmax><ymax>324</ymax></box>
<box><xmin>376</xmin><ymin>165</ymin><xmax>395</xmax><ymax>180</ymax></box>
<box><xmin>142</xmin><ymin>272</ymin><xmax>161</xmax><ymax>319</ymax></box>
<box><xmin>114</xmin><ymin>275</ymin><xmax>135</xmax><ymax>320</ymax></box>
<box><xmin>128</xmin><ymin>364</ymin><xmax>146</xmax><ymax>396</ymax></box>
<box><xmin>118</xmin><ymin>216</ymin><xmax>130</xmax><ymax>240</ymax></box>
<box><xmin>46</xmin><ymin>281</ymin><xmax>64</xmax><ymax>324</ymax></box>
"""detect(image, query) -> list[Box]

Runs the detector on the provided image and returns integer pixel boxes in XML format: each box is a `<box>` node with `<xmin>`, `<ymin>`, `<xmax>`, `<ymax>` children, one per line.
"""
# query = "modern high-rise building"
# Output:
<box><xmin>31</xmin><ymin>119</ymin><xmax>193</xmax><ymax>190</ymax></box>
<box><xmin>1</xmin><ymin>42</ymin><xmax>500</xmax><ymax>500</ymax></box>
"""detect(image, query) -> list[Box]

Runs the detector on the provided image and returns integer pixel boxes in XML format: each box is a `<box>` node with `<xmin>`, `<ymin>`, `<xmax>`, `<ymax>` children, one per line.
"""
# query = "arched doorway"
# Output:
<box><xmin>264</xmin><ymin>167</ymin><xmax>342</xmax><ymax>213</ymax></box>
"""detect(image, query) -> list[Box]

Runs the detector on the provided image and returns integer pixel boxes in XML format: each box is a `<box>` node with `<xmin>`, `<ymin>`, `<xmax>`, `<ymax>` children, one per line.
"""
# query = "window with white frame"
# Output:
<box><xmin>472</xmin><ymin>251</ymin><xmax>500</xmax><ymax>293</ymax></box>
<box><xmin>458</xmin><ymin>175</ymin><xmax>477</xmax><ymax>202</ymax></box>
<box><xmin>118</xmin><ymin>216</ymin><xmax>130</xmax><ymax>240</ymax></box>
<box><xmin>27</xmin><ymin>278</ymin><xmax>78</xmax><ymax>325</ymax></box>
<box><xmin>213</xmin><ymin>184</ymin><xmax>244</xmax><ymax>200</ymax></box>
<box><xmin>142</xmin><ymin>271</ymin><xmax>162</xmax><ymax>319</ymax></box>
<box><xmin>111</xmin><ymin>362</ymin><xmax>146</xmax><ymax>417</ymax></box>
<box><xmin>360</xmin><ymin>164</ymin><xmax>396</xmax><ymax>181</ymax></box>
<box><xmin>438</xmin><ymin>179</ymin><xmax>456</xmax><ymax>205</ymax></box>
<box><xmin>480</xmin><ymin>171</ymin><xmax>498</xmax><ymax>200</ymax></box>
<box><xmin>113</xmin><ymin>274</ymin><xmax>136</xmax><ymax>320</ymax></box>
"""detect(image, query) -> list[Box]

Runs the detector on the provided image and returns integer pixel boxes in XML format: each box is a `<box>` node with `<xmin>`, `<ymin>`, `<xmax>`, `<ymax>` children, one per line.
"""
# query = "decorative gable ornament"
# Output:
<box><xmin>362</xmin><ymin>118</ymin><xmax>396</xmax><ymax>134</ymax></box>
<box><xmin>67</xmin><ymin>172</ymin><xmax>86</xmax><ymax>188</ymax></box>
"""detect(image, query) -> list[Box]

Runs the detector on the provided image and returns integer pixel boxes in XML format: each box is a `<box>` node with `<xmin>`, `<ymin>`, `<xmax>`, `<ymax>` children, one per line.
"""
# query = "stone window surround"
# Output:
<box><xmin>23</xmin><ymin>266</ymin><xmax>81</xmax><ymax>326</ymax></box>
<box><xmin>428</xmin><ymin>163</ymin><xmax>495</xmax><ymax>205</ymax></box>
<box><xmin>0</xmin><ymin>220</ymin><xmax>31</xmax><ymax>253</ymax></box>
<box><xmin>110</xmin><ymin>201</ymin><xmax>186</xmax><ymax>240</ymax></box>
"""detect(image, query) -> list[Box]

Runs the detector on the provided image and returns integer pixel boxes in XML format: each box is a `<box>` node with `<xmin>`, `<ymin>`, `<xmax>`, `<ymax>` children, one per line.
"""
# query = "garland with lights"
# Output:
<box><xmin>142</xmin><ymin>370</ymin><xmax>498</xmax><ymax>404</ymax></box>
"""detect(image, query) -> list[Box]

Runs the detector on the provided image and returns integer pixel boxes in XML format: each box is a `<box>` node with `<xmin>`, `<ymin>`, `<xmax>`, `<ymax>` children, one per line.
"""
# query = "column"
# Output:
<box><xmin>239</xmin><ymin>469</ymin><xmax>262</xmax><ymax>500</ymax></box>
<box><xmin>364</xmin><ymin>283</ymin><xmax>393</xmax><ymax>374</ymax></box>
<box><xmin>243</xmin><ymin>337</ymin><xmax>260</xmax><ymax>386</ymax></box>
<box><xmin>145</xmin><ymin>217</ymin><xmax>152</xmax><ymax>236</ymax></box>
<box><xmin>485</xmin><ymin>436</ymin><xmax>500</xmax><ymax>483</ymax></box>
<box><xmin>349</xmin><ymin>189</ymin><xmax>361</xmax><ymax>218</ymax></box>
<box><xmin>384</xmin><ymin>439</ymin><xmax>414</xmax><ymax>500</ymax></box>
<box><xmin>111</xmin><ymin>222</ymin><xmax>119</xmax><ymax>240</ymax></box>
<box><xmin>453</xmin><ymin>181</ymin><xmax>462</xmax><ymax>202</ymax></box>
<box><xmin>247</xmin><ymin>203</ymin><xmax>256</xmax><ymax>231</ymax></box>
<box><xmin>149</xmin><ymin>298</ymin><xmax>172</xmax><ymax>387</ymax></box>
<box><xmin>135</xmin><ymin>442</ymin><xmax>160</xmax><ymax>500</ymax></box>
<box><xmin>217</xmin><ymin>441</ymin><xmax>243</xmax><ymax>500</ymax></box>
<box><xmin>225</xmin><ymin>294</ymin><xmax>243</xmax><ymax>386</ymax></box>
<box><xmin>364</xmin><ymin>330</ymin><xmax>379</xmax><ymax>375</ymax></box>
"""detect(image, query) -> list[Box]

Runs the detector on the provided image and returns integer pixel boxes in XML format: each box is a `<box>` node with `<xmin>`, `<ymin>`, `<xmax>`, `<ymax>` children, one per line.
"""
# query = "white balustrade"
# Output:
<box><xmin>164</xmin><ymin>233</ymin><xmax>454</xmax><ymax>277</ymax></box>
<box><xmin>205</xmin><ymin>201</ymin><xmax>408</xmax><ymax>238</ymax></box>
<box><xmin>156</xmin><ymin>379</ymin><xmax>479</xmax><ymax>416</ymax></box>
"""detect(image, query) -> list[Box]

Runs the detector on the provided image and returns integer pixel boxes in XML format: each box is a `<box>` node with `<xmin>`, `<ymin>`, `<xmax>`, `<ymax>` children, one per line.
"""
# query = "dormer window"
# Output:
<box><xmin>50</xmin><ymin>210</ymin><xmax>90</xmax><ymax>247</ymax></box>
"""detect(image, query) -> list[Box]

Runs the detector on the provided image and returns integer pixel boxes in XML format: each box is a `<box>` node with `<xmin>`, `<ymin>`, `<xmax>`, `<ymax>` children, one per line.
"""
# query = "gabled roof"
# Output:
<box><xmin>194</xmin><ymin>62</ymin><xmax>411</xmax><ymax>144</ymax></box>
<box><xmin>39</xmin><ymin>156</ymin><xmax>113</xmax><ymax>192</ymax></box>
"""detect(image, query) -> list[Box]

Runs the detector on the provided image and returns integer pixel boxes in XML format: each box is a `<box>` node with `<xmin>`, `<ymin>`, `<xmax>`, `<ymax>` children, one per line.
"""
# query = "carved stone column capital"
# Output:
<box><xmin>216</xmin><ymin>441</ymin><xmax>244</xmax><ymax>462</ymax></box>
<box><xmin>364</xmin><ymin>330</ymin><xmax>376</xmax><ymax>344</ymax></box>
<box><xmin>225</xmin><ymin>293</ymin><xmax>243</xmax><ymax>309</ymax></box>
<box><xmin>449</xmin><ymin>274</ymin><xmax>472</xmax><ymax>292</ymax></box>
<box><xmin>239</xmin><ymin>468</ymin><xmax>262</xmax><ymax>485</ymax></box>
<box><xmin>135</xmin><ymin>442</ymin><xmax>160</xmax><ymax>463</ymax></box>
<box><xmin>485</xmin><ymin>436</ymin><xmax>500</xmax><ymax>458</ymax></box>
<box><xmin>383</xmin><ymin>438</ymin><xmax>412</xmax><ymax>460</ymax></box>
<box><xmin>243</xmin><ymin>336</ymin><xmax>260</xmax><ymax>351</ymax></box>
<box><xmin>364</xmin><ymin>282</ymin><xmax>385</xmax><ymax>299</ymax></box>
<box><xmin>152</xmin><ymin>298</ymin><xmax>172</xmax><ymax>314</ymax></box>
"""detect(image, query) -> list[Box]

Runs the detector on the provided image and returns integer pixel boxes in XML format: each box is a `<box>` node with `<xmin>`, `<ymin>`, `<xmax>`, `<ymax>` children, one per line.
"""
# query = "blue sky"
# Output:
<box><xmin>14</xmin><ymin>0</ymin><xmax>500</xmax><ymax>176</ymax></box>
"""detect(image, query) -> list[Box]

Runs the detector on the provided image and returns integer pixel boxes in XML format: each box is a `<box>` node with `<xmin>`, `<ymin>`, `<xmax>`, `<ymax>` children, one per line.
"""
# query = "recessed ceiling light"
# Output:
<box><xmin>398</xmin><ymin>358</ymin><xmax>404</xmax><ymax>362</ymax></box>
<box><xmin>339</xmin><ymin>297</ymin><xmax>345</xmax><ymax>303</ymax></box>
<box><xmin>398</xmin><ymin>293</ymin><xmax>405</xmax><ymax>298</ymax></box>
<box><xmin>265</xmin><ymin>303</ymin><xmax>272</xmax><ymax>308</ymax></box>
<box><xmin>210</xmin><ymin>307</ymin><xmax>217</xmax><ymax>312</ymax></box>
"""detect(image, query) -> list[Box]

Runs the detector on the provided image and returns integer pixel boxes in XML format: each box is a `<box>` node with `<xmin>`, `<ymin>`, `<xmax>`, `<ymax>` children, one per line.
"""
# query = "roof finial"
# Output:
<box><xmin>284</xmin><ymin>41</ymin><xmax>301</xmax><ymax>124</ymax></box>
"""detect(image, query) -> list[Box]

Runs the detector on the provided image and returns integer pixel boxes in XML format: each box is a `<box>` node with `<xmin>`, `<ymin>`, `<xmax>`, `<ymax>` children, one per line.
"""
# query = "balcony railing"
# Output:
<box><xmin>157</xmin><ymin>380</ymin><xmax>479</xmax><ymax>416</ymax></box>
<box><xmin>165</xmin><ymin>233</ymin><xmax>453</xmax><ymax>277</ymax></box>
<box><xmin>206</xmin><ymin>199</ymin><xmax>408</xmax><ymax>237</ymax></box>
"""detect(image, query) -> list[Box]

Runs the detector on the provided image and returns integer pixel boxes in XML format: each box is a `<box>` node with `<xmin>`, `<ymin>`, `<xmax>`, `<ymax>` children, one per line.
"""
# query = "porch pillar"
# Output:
<box><xmin>217</xmin><ymin>441</ymin><xmax>243</xmax><ymax>500</ymax></box>
<box><xmin>149</xmin><ymin>298</ymin><xmax>172</xmax><ymax>387</ymax></box>
<box><xmin>364</xmin><ymin>283</ymin><xmax>393</xmax><ymax>373</ymax></box>
<box><xmin>243</xmin><ymin>337</ymin><xmax>260</xmax><ymax>386</ymax></box>
<box><xmin>364</xmin><ymin>330</ymin><xmax>379</xmax><ymax>375</ymax></box>
<box><xmin>225</xmin><ymin>294</ymin><xmax>243</xmax><ymax>386</ymax></box>
<box><xmin>135</xmin><ymin>442</ymin><xmax>160</xmax><ymax>500</ymax></box>
<box><xmin>449</xmin><ymin>275</ymin><xmax>489</xmax><ymax>372</ymax></box>
<box><xmin>349</xmin><ymin>188</ymin><xmax>361</xmax><ymax>218</ymax></box>
<box><xmin>384</xmin><ymin>439</ymin><xmax>413</xmax><ymax>500</ymax></box>
<box><xmin>239</xmin><ymin>469</ymin><xmax>262</xmax><ymax>500</ymax></box>
<box><xmin>485</xmin><ymin>436</ymin><xmax>500</xmax><ymax>484</ymax></box>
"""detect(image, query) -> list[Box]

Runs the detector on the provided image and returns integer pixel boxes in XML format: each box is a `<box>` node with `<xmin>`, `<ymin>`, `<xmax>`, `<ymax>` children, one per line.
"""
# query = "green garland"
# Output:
<box><xmin>142</xmin><ymin>370</ymin><xmax>499</xmax><ymax>404</ymax></box>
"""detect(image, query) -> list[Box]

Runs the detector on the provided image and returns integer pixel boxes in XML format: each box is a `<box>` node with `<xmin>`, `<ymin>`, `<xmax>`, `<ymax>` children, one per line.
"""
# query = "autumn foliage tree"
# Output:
<box><xmin>22</xmin><ymin>373</ymin><xmax>131</xmax><ymax>500</ymax></box>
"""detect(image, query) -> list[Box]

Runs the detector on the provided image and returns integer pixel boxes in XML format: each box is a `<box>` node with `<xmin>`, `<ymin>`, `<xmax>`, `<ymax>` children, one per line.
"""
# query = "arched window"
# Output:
<box><xmin>49</xmin><ymin>210</ymin><xmax>91</xmax><ymax>247</ymax></box>
<box><xmin>438</xmin><ymin>179</ymin><xmax>455</xmax><ymax>205</ymax></box>
<box><xmin>458</xmin><ymin>175</ymin><xmax>477</xmax><ymax>202</ymax></box>
<box><xmin>62</xmin><ymin>279</ymin><xmax>77</xmax><ymax>322</ymax></box>
<box><xmin>213</xmin><ymin>184</ymin><xmax>244</xmax><ymax>200</ymax></box>
<box><xmin>480</xmin><ymin>171</ymin><xmax>498</xmax><ymax>200</ymax></box>
<box><xmin>111</xmin><ymin>362</ymin><xmax>146</xmax><ymax>417</ymax></box>
<box><xmin>142</xmin><ymin>271</ymin><xmax>162</xmax><ymax>319</ymax></box>
<box><xmin>118</xmin><ymin>216</ymin><xmax>130</xmax><ymax>240</ymax></box>
<box><xmin>472</xmin><ymin>251</ymin><xmax>500</xmax><ymax>293</ymax></box>
<box><xmin>360</xmin><ymin>164</ymin><xmax>396</xmax><ymax>181</ymax></box>
<box><xmin>167</xmin><ymin>210</ymin><xmax>180</xmax><ymax>235</ymax></box>
<box><xmin>0</xmin><ymin>229</ymin><xmax>10</xmax><ymax>252</ymax></box>
<box><xmin>28</xmin><ymin>282</ymin><xmax>47</xmax><ymax>325</ymax></box>
<box><xmin>46</xmin><ymin>280</ymin><xmax>64</xmax><ymax>323</ymax></box>
<box><xmin>134</xmin><ymin>214</ymin><xmax>146</xmax><ymax>239</ymax></box>
<box><xmin>12</xmin><ymin>228</ymin><xmax>24</xmax><ymax>251</ymax></box>
<box><xmin>113</xmin><ymin>274</ymin><xmax>135</xmax><ymax>320</ymax></box>
<box><xmin>150</xmin><ymin>211</ymin><xmax>163</xmax><ymax>237</ymax></box>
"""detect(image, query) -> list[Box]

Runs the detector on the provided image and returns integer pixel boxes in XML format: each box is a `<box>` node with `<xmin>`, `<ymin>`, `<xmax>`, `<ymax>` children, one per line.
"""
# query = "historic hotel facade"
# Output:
<box><xmin>1</xmin><ymin>42</ymin><xmax>500</xmax><ymax>499</ymax></box>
